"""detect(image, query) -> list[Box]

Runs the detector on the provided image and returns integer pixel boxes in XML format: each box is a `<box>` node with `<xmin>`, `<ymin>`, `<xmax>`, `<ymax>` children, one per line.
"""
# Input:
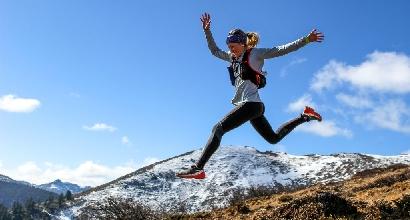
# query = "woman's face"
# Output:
<box><xmin>228</xmin><ymin>43</ymin><xmax>245</xmax><ymax>58</ymax></box>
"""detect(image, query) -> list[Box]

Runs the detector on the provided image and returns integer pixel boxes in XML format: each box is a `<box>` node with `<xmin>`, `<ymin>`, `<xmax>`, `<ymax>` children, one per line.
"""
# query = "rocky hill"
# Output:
<box><xmin>58</xmin><ymin>146</ymin><xmax>410</xmax><ymax>219</ymax></box>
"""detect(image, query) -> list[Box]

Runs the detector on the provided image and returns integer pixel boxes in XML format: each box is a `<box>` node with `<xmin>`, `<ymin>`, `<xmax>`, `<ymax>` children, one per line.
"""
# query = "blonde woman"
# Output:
<box><xmin>177</xmin><ymin>13</ymin><xmax>324</xmax><ymax>179</ymax></box>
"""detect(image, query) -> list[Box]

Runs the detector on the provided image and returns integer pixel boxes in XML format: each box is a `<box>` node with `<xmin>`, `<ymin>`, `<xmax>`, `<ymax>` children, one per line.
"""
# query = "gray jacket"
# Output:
<box><xmin>204</xmin><ymin>29</ymin><xmax>308</xmax><ymax>105</ymax></box>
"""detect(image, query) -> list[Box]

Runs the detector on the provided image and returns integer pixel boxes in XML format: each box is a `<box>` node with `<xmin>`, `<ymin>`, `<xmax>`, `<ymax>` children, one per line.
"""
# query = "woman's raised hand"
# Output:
<box><xmin>201</xmin><ymin>13</ymin><xmax>211</xmax><ymax>31</ymax></box>
<box><xmin>308</xmin><ymin>29</ymin><xmax>324</xmax><ymax>42</ymax></box>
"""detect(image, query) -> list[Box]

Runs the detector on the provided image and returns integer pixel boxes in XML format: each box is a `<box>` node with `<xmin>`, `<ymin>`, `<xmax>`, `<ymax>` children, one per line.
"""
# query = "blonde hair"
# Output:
<box><xmin>246</xmin><ymin>32</ymin><xmax>259</xmax><ymax>48</ymax></box>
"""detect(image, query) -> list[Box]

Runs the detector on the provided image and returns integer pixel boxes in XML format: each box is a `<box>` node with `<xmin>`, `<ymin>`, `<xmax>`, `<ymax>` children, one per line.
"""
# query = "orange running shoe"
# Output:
<box><xmin>302</xmin><ymin>106</ymin><xmax>322</xmax><ymax>122</ymax></box>
<box><xmin>176</xmin><ymin>165</ymin><xmax>206</xmax><ymax>179</ymax></box>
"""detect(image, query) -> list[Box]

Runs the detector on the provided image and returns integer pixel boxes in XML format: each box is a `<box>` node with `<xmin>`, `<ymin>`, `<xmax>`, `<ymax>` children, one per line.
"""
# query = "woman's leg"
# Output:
<box><xmin>251</xmin><ymin>114</ymin><xmax>307</xmax><ymax>144</ymax></box>
<box><xmin>251</xmin><ymin>106</ymin><xmax>322</xmax><ymax>144</ymax></box>
<box><xmin>177</xmin><ymin>102</ymin><xmax>264</xmax><ymax>178</ymax></box>
<box><xmin>196</xmin><ymin>102</ymin><xmax>264</xmax><ymax>169</ymax></box>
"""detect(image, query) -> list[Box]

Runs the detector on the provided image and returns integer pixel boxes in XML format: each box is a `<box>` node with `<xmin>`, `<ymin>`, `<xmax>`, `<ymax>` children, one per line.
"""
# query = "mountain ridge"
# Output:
<box><xmin>37</xmin><ymin>179</ymin><xmax>91</xmax><ymax>195</ymax></box>
<box><xmin>59</xmin><ymin>146</ymin><xmax>410</xmax><ymax>218</ymax></box>
<box><xmin>76</xmin><ymin>149</ymin><xmax>195</xmax><ymax>197</ymax></box>
<box><xmin>0</xmin><ymin>174</ymin><xmax>58</xmax><ymax>208</ymax></box>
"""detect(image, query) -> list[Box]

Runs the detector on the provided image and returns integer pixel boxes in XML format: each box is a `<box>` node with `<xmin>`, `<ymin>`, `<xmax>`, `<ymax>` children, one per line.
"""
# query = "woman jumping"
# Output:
<box><xmin>177</xmin><ymin>13</ymin><xmax>324</xmax><ymax>179</ymax></box>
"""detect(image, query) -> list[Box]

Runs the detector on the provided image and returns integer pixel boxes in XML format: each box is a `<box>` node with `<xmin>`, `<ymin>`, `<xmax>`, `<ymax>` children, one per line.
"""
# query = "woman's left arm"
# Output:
<box><xmin>257</xmin><ymin>29</ymin><xmax>324</xmax><ymax>59</ymax></box>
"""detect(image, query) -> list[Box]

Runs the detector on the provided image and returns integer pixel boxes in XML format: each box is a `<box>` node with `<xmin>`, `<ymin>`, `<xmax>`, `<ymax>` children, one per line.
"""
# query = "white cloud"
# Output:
<box><xmin>1</xmin><ymin>158</ymin><xmax>161</xmax><ymax>187</ymax></box>
<box><xmin>311</xmin><ymin>51</ymin><xmax>410</xmax><ymax>94</ymax></box>
<box><xmin>297</xmin><ymin>120</ymin><xmax>353</xmax><ymax>138</ymax></box>
<box><xmin>0</xmin><ymin>94</ymin><xmax>41</xmax><ymax>113</ymax></box>
<box><xmin>287</xmin><ymin>94</ymin><xmax>316</xmax><ymax>113</ymax></box>
<box><xmin>83</xmin><ymin>123</ymin><xmax>117</xmax><ymax>132</ymax></box>
<box><xmin>402</xmin><ymin>149</ymin><xmax>410</xmax><ymax>155</ymax></box>
<box><xmin>355</xmin><ymin>99</ymin><xmax>410</xmax><ymax>134</ymax></box>
<box><xmin>310</xmin><ymin>60</ymin><xmax>345</xmax><ymax>92</ymax></box>
<box><xmin>121</xmin><ymin>136</ymin><xmax>130</xmax><ymax>145</ymax></box>
<box><xmin>17</xmin><ymin>161</ymin><xmax>42</xmax><ymax>175</ymax></box>
<box><xmin>306</xmin><ymin>51</ymin><xmax>410</xmax><ymax>135</ymax></box>
<box><xmin>336</xmin><ymin>93</ymin><xmax>374</xmax><ymax>109</ymax></box>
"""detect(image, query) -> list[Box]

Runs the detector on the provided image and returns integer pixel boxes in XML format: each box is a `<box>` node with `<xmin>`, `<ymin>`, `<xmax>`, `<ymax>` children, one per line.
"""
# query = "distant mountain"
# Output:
<box><xmin>58</xmin><ymin>146</ymin><xmax>410</xmax><ymax>219</ymax></box>
<box><xmin>0</xmin><ymin>174</ymin><xmax>14</xmax><ymax>183</ymax></box>
<box><xmin>0</xmin><ymin>174</ymin><xmax>32</xmax><ymax>186</ymax></box>
<box><xmin>37</xmin><ymin>179</ymin><xmax>91</xmax><ymax>195</ymax></box>
<box><xmin>0</xmin><ymin>174</ymin><xmax>57</xmax><ymax>208</ymax></box>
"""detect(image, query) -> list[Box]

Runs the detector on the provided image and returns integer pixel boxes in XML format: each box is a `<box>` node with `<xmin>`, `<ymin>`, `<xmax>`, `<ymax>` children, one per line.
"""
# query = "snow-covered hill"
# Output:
<box><xmin>0</xmin><ymin>174</ymin><xmax>14</xmax><ymax>183</ymax></box>
<box><xmin>59</xmin><ymin>146</ymin><xmax>410</xmax><ymax>218</ymax></box>
<box><xmin>0</xmin><ymin>174</ymin><xmax>31</xmax><ymax>186</ymax></box>
<box><xmin>37</xmin><ymin>179</ymin><xmax>91</xmax><ymax>195</ymax></box>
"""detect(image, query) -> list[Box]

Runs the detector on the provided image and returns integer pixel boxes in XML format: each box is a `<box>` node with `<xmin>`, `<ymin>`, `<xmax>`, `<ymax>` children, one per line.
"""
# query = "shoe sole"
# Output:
<box><xmin>304</xmin><ymin>113</ymin><xmax>322</xmax><ymax>122</ymax></box>
<box><xmin>176</xmin><ymin>171</ymin><xmax>206</xmax><ymax>179</ymax></box>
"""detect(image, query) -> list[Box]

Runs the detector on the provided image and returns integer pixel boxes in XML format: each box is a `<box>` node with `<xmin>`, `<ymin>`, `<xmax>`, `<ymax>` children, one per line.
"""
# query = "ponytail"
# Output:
<box><xmin>246</xmin><ymin>32</ymin><xmax>259</xmax><ymax>48</ymax></box>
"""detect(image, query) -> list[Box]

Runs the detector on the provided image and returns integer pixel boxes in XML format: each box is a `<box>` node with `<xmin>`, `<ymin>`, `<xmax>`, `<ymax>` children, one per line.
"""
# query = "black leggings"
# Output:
<box><xmin>196</xmin><ymin>102</ymin><xmax>307</xmax><ymax>169</ymax></box>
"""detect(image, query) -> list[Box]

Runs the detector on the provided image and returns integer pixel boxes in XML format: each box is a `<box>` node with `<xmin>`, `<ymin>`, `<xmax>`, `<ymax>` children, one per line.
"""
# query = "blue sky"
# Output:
<box><xmin>1</xmin><ymin>0</ymin><xmax>409</xmax><ymax>186</ymax></box>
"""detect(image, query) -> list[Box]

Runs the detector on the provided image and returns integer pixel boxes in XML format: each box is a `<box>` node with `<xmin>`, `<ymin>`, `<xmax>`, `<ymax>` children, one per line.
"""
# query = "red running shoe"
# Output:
<box><xmin>303</xmin><ymin>106</ymin><xmax>322</xmax><ymax>122</ymax></box>
<box><xmin>176</xmin><ymin>165</ymin><xmax>206</xmax><ymax>179</ymax></box>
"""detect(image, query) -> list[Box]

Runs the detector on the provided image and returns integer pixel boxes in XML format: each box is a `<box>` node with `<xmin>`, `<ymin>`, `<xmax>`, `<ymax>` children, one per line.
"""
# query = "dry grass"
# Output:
<box><xmin>174</xmin><ymin>164</ymin><xmax>410</xmax><ymax>220</ymax></box>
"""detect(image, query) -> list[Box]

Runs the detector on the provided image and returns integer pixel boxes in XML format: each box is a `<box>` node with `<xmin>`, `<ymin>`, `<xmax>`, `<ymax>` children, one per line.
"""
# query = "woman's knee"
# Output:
<box><xmin>212</xmin><ymin>122</ymin><xmax>225</xmax><ymax>140</ymax></box>
<box><xmin>267</xmin><ymin>135</ymin><xmax>280</xmax><ymax>145</ymax></box>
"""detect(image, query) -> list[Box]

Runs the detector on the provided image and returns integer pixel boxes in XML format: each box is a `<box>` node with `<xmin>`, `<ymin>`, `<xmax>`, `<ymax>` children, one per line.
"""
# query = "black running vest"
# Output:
<box><xmin>227</xmin><ymin>48</ymin><xmax>266</xmax><ymax>89</ymax></box>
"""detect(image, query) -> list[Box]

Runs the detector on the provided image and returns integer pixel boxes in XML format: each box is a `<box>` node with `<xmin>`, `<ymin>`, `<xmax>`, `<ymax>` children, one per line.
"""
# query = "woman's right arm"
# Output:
<box><xmin>257</xmin><ymin>29</ymin><xmax>324</xmax><ymax>59</ymax></box>
<box><xmin>201</xmin><ymin>13</ymin><xmax>231</xmax><ymax>62</ymax></box>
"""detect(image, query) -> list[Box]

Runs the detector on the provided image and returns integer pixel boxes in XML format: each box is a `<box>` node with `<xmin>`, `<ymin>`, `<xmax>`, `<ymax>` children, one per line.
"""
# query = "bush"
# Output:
<box><xmin>272</xmin><ymin>192</ymin><xmax>360</xmax><ymax>220</ymax></box>
<box><xmin>228</xmin><ymin>184</ymin><xmax>301</xmax><ymax>206</ymax></box>
<box><xmin>394</xmin><ymin>195</ymin><xmax>410</xmax><ymax>218</ymax></box>
<box><xmin>80</xmin><ymin>197</ymin><xmax>159</xmax><ymax>220</ymax></box>
<box><xmin>278</xmin><ymin>194</ymin><xmax>293</xmax><ymax>203</ymax></box>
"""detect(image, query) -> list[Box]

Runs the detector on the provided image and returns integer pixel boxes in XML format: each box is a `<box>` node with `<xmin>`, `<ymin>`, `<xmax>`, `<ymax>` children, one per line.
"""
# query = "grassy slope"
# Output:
<box><xmin>179</xmin><ymin>164</ymin><xmax>410</xmax><ymax>220</ymax></box>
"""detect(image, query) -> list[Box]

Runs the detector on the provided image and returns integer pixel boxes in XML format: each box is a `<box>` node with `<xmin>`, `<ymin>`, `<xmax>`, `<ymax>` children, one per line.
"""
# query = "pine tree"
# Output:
<box><xmin>0</xmin><ymin>203</ymin><xmax>12</xmax><ymax>220</ymax></box>
<box><xmin>65</xmin><ymin>190</ymin><xmax>73</xmax><ymax>201</ymax></box>
<box><xmin>45</xmin><ymin>195</ymin><xmax>58</xmax><ymax>214</ymax></box>
<box><xmin>11</xmin><ymin>202</ymin><xmax>25</xmax><ymax>220</ymax></box>
<box><xmin>58</xmin><ymin>193</ymin><xmax>65</xmax><ymax>207</ymax></box>
<box><xmin>25</xmin><ymin>197</ymin><xmax>37</xmax><ymax>219</ymax></box>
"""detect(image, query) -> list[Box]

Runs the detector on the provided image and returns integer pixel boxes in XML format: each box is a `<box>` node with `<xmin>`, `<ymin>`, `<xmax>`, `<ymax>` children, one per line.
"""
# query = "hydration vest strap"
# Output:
<box><xmin>227</xmin><ymin>66</ymin><xmax>235</xmax><ymax>86</ymax></box>
<box><xmin>228</xmin><ymin>48</ymin><xmax>266</xmax><ymax>89</ymax></box>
